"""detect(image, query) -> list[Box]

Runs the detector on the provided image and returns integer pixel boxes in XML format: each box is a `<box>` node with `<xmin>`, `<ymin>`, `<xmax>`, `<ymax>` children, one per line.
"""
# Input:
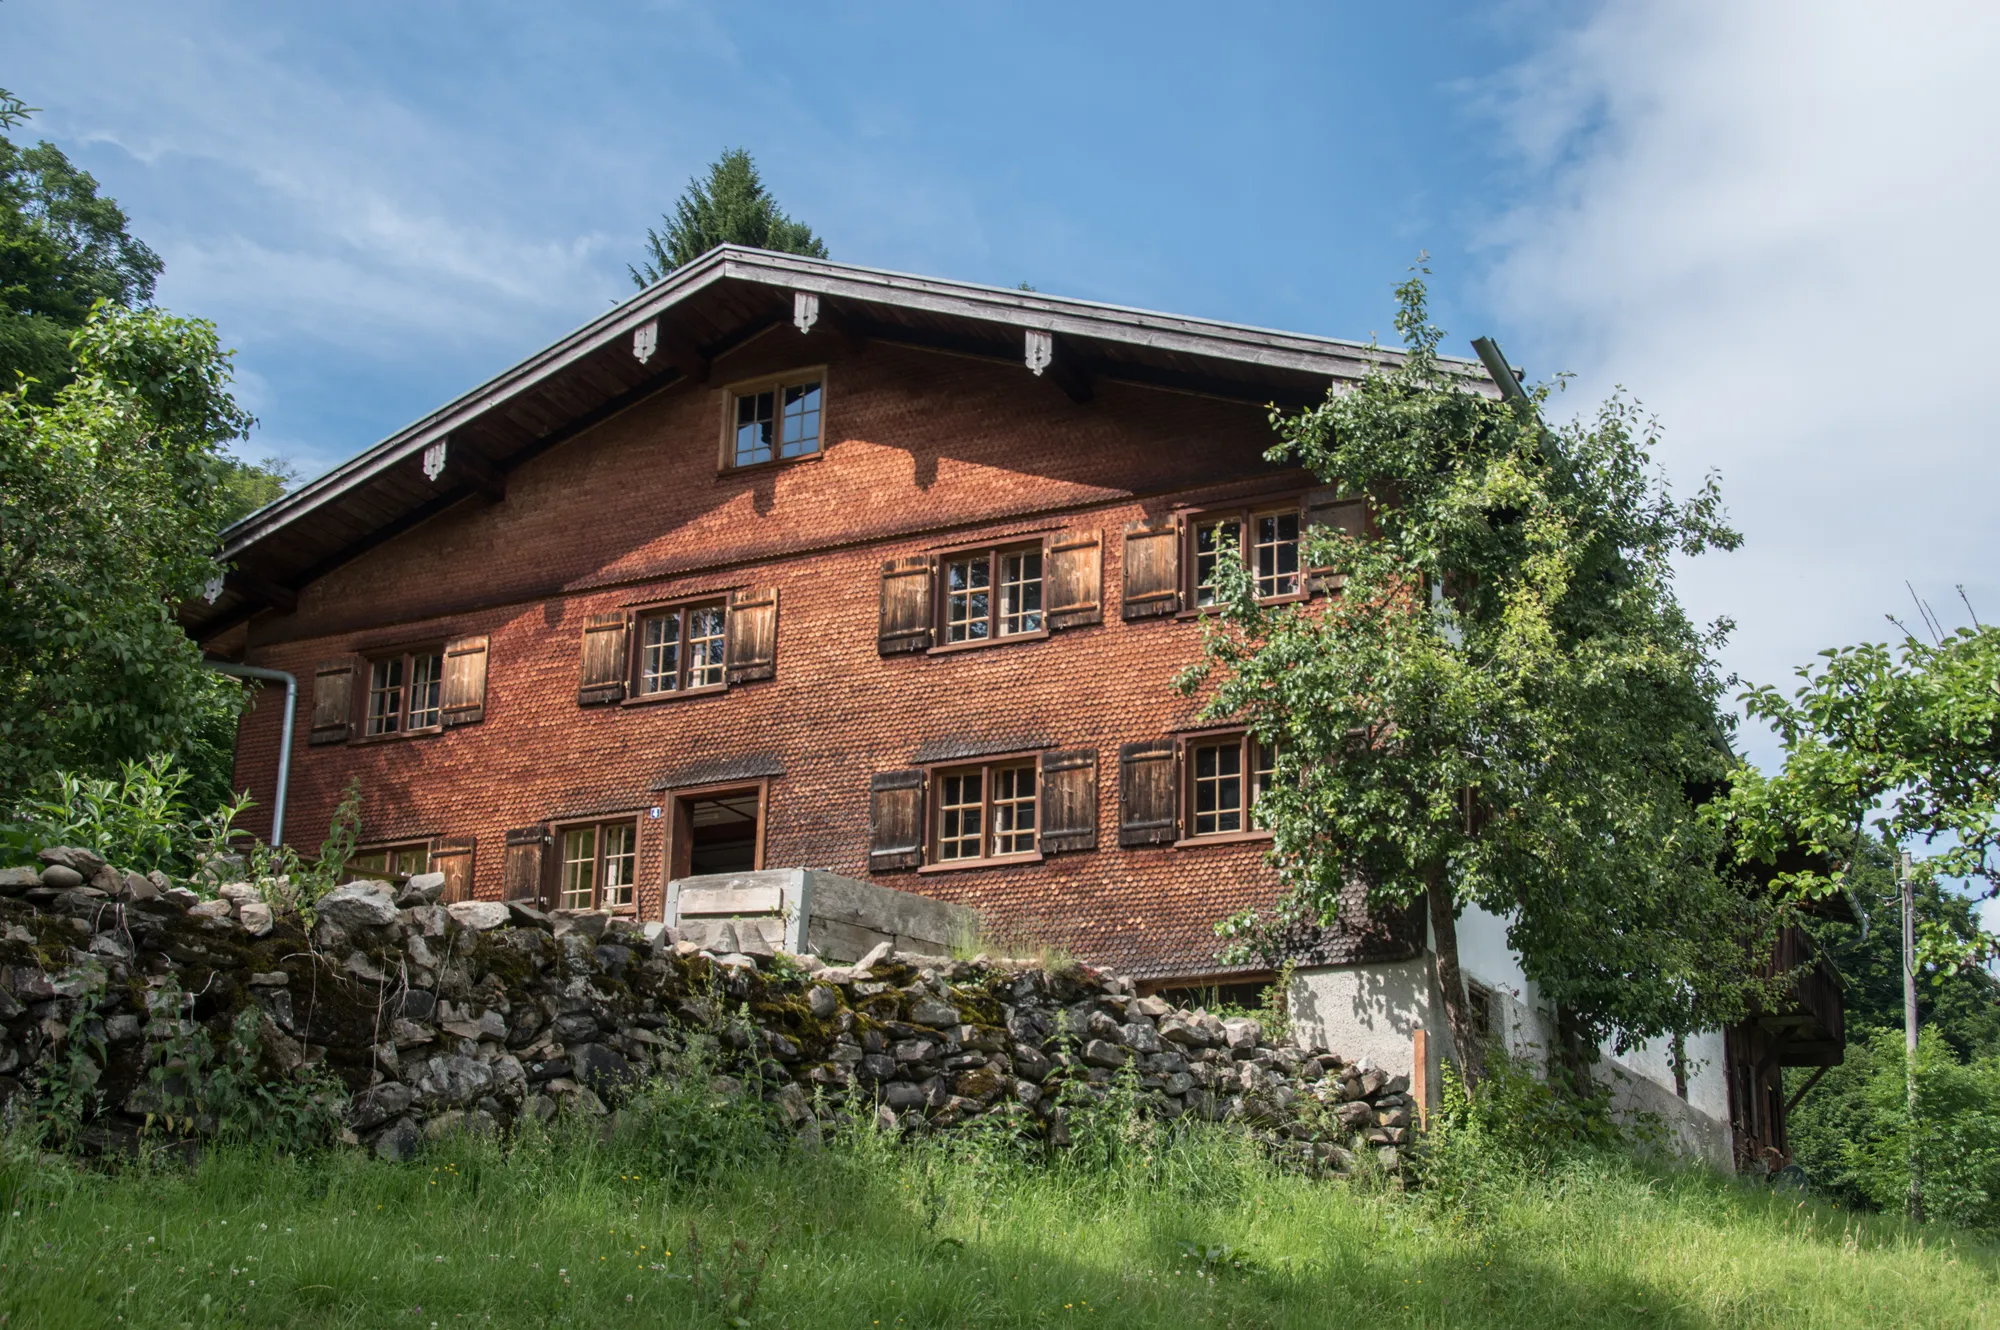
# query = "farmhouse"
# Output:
<box><xmin>181</xmin><ymin>247</ymin><xmax>1839</xmax><ymax>1169</ymax></box>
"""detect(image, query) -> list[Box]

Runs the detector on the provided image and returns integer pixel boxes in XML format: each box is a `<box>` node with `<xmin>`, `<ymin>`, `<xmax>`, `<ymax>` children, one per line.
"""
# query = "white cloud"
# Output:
<box><xmin>1485</xmin><ymin>1</ymin><xmax>2000</xmax><ymax>766</ymax></box>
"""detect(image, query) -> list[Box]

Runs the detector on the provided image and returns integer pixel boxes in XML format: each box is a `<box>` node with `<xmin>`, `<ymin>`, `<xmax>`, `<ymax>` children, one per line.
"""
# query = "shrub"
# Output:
<box><xmin>0</xmin><ymin>754</ymin><xmax>242</xmax><ymax>874</ymax></box>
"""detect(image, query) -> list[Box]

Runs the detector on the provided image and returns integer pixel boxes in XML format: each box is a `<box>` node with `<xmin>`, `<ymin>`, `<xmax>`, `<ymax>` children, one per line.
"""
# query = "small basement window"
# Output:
<box><xmin>364</xmin><ymin>648</ymin><xmax>444</xmax><ymax>735</ymax></box>
<box><xmin>636</xmin><ymin>601</ymin><xmax>727</xmax><ymax>695</ymax></box>
<box><xmin>731</xmin><ymin>378</ymin><xmax>822</xmax><ymax>467</ymax></box>
<box><xmin>351</xmin><ymin>842</ymin><xmax>430</xmax><ymax>878</ymax></box>
<box><xmin>557</xmin><ymin>819</ymin><xmax>639</xmax><ymax>911</ymax></box>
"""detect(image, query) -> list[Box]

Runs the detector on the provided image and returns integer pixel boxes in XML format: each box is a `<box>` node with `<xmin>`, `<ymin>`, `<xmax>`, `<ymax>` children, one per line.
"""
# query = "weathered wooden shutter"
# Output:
<box><xmin>877</xmin><ymin>556</ymin><xmax>934</xmax><ymax>656</ymax></box>
<box><xmin>1118</xmin><ymin>740</ymin><xmax>1179</xmax><ymax>846</ymax></box>
<box><xmin>1303</xmin><ymin>487</ymin><xmax>1367</xmax><ymax>593</ymax></box>
<box><xmin>1044</xmin><ymin>529</ymin><xmax>1103</xmax><ymax>630</ymax></box>
<box><xmin>868</xmin><ymin>769</ymin><xmax>926</xmax><ymax>871</ymax></box>
<box><xmin>439</xmin><ymin>634</ymin><xmax>489</xmax><ymax>726</ymax></box>
<box><xmin>1120</xmin><ymin>519</ymin><xmax>1181</xmax><ymax>620</ymax></box>
<box><xmin>724</xmin><ymin>586</ymin><xmax>779</xmax><ymax>684</ymax></box>
<box><xmin>431</xmin><ymin>836</ymin><xmax>476</xmax><ymax>903</ymax></box>
<box><xmin>502</xmin><ymin>825</ymin><xmax>548</xmax><ymax>903</ymax></box>
<box><xmin>1038</xmin><ymin>749</ymin><xmax>1099</xmax><ymax>854</ymax></box>
<box><xmin>577</xmin><ymin>613</ymin><xmax>629</xmax><ymax>706</ymax></box>
<box><xmin>308</xmin><ymin>656</ymin><xmax>362</xmax><ymax>745</ymax></box>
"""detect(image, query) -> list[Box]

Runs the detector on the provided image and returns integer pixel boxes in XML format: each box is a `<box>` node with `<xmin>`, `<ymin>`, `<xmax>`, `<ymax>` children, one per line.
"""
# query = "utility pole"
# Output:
<box><xmin>1902</xmin><ymin>850</ymin><xmax>1923</xmax><ymax>1223</ymax></box>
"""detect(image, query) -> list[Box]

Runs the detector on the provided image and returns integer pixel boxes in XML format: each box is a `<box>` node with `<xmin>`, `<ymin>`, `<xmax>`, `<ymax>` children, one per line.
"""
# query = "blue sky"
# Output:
<box><xmin>10</xmin><ymin>2</ymin><xmax>2000</xmax><ymax>821</ymax></box>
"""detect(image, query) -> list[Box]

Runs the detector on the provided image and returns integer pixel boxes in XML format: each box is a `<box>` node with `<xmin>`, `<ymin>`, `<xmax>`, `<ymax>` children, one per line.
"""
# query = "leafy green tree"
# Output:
<box><xmin>1182</xmin><ymin>270</ymin><xmax>1765</xmax><ymax>1077</ymax></box>
<box><xmin>630</xmin><ymin>147</ymin><xmax>827</xmax><ymax>286</ymax></box>
<box><xmin>215</xmin><ymin>452</ymin><xmax>299</xmax><ymax>525</ymax></box>
<box><xmin>1716</xmin><ymin>625</ymin><xmax>2000</xmax><ymax>970</ymax></box>
<box><xmin>0</xmin><ymin>89</ymin><xmax>164</xmax><ymax>400</ymax></box>
<box><xmin>0</xmin><ymin>302</ymin><xmax>254</xmax><ymax>809</ymax></box>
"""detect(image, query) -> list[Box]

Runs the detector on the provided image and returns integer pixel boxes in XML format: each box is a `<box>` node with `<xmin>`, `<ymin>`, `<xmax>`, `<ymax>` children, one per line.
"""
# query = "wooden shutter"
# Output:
<box><xmin>1044</xmin><ymin>529</ymin><xmax>1103</xmax><ymax>631</ymax></box>
<box><xmin>1118</xmin><ymin>740</ymin><xmax>1179</xmax><ymax>846</ymax></box>
<box><xmin>577</xmin><ymin>613</ymin><xmax>629</xmax><ymax>706</ymax></box>
<box><xmin>440</xmin><ymin>634</ymin><xmax>489</xmax><ymax>726</ymax></box>
<box><xmin>868</xmin><ymin>769</ymin><xmax>926</xmax><ymax>871</ymax></box>
<box><xmin>308</xmin><ymin>656</ymin><xmax>362</xmax><ymax>745</ymax></box>
<box><xmin>1303</xmin><ymin>487</ymin><xmax>1367</xmax><ymax>593</ymax></box>
<box><xmin>1038</xmin><ymin>749</ymin><xmax>1099</xmax><ymax>854</ymax></box>
<box><xmin>1121</xmin><ymin>519</ymin><xmax>1181</xmax><ymax>620</ymax></box>
<box><xmin>877</xmin><ymin>556</ymin><xmax>934</xmax><ymax>656</ymax></box>
<box><xmin>432</xmin><ymin>836</ymin><xmax>476</xmax><ymax>903</ymax></box>
<box><xmin>724</xmin><ymin>585</ymin><xmax>779</xmax><ymax>684</ymax></box>
<box><xmin>502</xmin><ymin>825</ymin><xmax>549</xmax><ymax>904</ymax></box>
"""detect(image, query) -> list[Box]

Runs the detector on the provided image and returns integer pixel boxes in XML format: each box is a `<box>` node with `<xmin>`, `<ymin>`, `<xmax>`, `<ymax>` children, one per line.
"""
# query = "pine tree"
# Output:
<box><xmin>630</xmin><ymin>148</ymin><xmax>827</xmax><ymax>286</ymax></box>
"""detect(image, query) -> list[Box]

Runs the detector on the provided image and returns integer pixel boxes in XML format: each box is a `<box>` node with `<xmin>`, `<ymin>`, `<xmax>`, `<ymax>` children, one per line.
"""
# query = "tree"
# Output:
<box><xmin>630</xmin><ymin>148</ymin><xmax>827</xmax><ymax>286</ymax></box>
<box><xmin>0</xmin><ymin>303</ymin><xmax>254</xmax><ymax>810</ymax></box>
<box><xmin>1183</xmin><ymin>269</ymin><xmax>1767</xmax><ymax>1078</ymax></box>
<box><xmin>0</xmin><ymin>88</ymin><xmax>164</xmax><ymax>400</ymax></box>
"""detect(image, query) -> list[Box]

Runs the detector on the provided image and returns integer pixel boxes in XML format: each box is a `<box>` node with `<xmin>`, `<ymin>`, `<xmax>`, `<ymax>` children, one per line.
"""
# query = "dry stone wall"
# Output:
<box><xmin>0</xmin><ymin>847</ymin><xmax>1417</xmax><ymax>1171</ymax></box>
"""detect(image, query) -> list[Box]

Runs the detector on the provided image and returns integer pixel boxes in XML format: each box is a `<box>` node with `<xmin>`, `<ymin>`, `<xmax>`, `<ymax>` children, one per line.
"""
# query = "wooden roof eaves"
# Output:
<box><xmin>215</xmin><ymin>246</ymin><xmax>1494</xmax><ymax>562</ymax></box>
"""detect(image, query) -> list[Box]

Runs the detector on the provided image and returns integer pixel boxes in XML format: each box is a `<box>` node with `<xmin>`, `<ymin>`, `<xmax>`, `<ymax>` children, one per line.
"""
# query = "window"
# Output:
<box><xmin>634</xmin><ymin>601</ymin><xmax>727</xmax><ymax>695</ymax></box>
<box><xmin>1189</xmin><ymin>504</ymin><xmax>1303</xmax><ymax>608</ymax></box>
<box><xmin>932</xmin><ymin>760</ymin><xmax>1038</xmax><ymax>863</ymax></box>
<box><xmin>557</xmin><ymin>819</ymin><xmax>639</xmax><ymax>911</ymax></box>
<box><xmin>940</xmin><ymin>543</ymin><xmax>1044</xmax><ymax>645</ymax></box>
<box><xmin>364</xmin><ymin>648</ymin><xmax>444</xmax><ymax>736</ymax></box>
<box><xmin>1185</xmin><ymin>732</ymin><xmax>1280</xmax><ymax>839</ymax></box>
<box><xmin>731</xmin><ymin>378</ymin><xmax>822</xmax><ymax>467</ymax></box>
<box><xmin>350</xmin><ymin>843</ymin><xmax>430</xmax><ymax>878</ymax></box>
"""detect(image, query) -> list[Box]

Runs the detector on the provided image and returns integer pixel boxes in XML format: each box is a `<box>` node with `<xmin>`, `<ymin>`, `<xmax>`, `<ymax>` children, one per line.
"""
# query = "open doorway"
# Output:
<box><xmin>666</xmin><ymin>784</ymin><xmax>766</xmax><ymax>880</ymax></box>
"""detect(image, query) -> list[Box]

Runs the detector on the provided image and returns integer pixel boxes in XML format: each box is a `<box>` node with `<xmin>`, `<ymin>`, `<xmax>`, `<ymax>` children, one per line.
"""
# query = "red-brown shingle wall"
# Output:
<box><xmin>227</xmin><ymin>334</ymin><xmax>1315</xmax><ymax>979</ymax></box>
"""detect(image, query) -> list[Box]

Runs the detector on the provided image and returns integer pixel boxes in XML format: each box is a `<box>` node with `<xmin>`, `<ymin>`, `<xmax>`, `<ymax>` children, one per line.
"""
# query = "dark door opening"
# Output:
<box><xmin>669</xmin><ymin>787</ymin><xmax>764</xmax><ymax>878</ymax></box>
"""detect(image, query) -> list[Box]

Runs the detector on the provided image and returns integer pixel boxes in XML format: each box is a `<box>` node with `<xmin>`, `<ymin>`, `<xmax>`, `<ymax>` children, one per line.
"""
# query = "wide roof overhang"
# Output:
<box><xmin>184</xmin><ymin>246</ymin><xmax>1489</xmax><ymax>640</ymax></box>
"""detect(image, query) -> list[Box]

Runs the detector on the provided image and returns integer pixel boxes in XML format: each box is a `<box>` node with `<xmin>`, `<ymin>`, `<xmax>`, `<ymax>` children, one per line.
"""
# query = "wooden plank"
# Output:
<box><xmin>677</xmin><ymin>885</ymin><xmax>784</xmax><ymax>915</ymax></box>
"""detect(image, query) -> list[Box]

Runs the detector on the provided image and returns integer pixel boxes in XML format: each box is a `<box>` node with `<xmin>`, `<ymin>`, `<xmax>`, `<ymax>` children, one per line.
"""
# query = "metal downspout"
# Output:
<box><xmin>204</xmin><ymin>661</ymin><xmax>296</xmax><ymax>848</ymax></box>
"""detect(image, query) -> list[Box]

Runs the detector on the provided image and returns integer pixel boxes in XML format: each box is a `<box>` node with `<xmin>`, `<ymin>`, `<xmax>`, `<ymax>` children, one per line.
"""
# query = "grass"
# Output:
<box><xmin>1</xmin><ymin>1116</ymin><xmax>1994</xmax><ymax>1329</ymax></box>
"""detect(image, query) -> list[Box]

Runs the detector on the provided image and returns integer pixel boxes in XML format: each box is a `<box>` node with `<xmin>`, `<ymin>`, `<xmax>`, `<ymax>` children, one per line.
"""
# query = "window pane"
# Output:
<box><xmin>943</xmin><ymin>555</ymin><xmax>991</xmax><ymax>644</ymax></box>
<box><xmin>779</xmin><ymin>381</ymin><xmax>821</xmax><ymax>458</ymax></box>
<box><xmin>561</xmin><ymin>827</ymin><xmax>597</xmax><ymax>910</ymax></box>
<box><xmin>639</xmin><ymin>612</ymin><xmax>681</xmax><ymax>694</ymax></box>
<box><xmin>734</xmin><ymin>390</ymin><xmax>775</xmax><ymax>466</ymax></box>
<box><xmin>601</xmin><ymin>823</ymin><xmax>636</xmax><ymax>908</ymax></box>
<box><xmin>1254</xmin><ymin>512</ymin><xmax>1301</xmax><ymax>599</ymax></box>
<box><xmin>937</xmin><ymin>770</ymin><xmax>984</xmax><ymax>860</ymax></box>
<box><xmin>686</xmin><ymin>604</ymin><xmax>726</xmax><ymax>686</ymax></box>
<box><xmin>1194</xmin><ymin>519</ymin><xmax>1240</xmax><ymax>607</ymax></box>
<box><xmin>991</xmin><ymin>765</ymin><xmax>1037</xmax><ymax>855</ymax></box>
<box><xmin>1192</xmin><ymin>741</ymin><xmax>1243</xmax><ymax>835</ymax></box>
<box><xmin>408</xmin><ymin>652</ymin><xmax>444</xmax><ymax>729</ymax></box>
<box><xmin>1251</xmin><ymin>740</ymin><xmax>1279</xmax><ymax>829</ymax></box>
<box><xmin>998</xmin><ymin>550</ymin><xmax>1043</xmax><ymax>635</ymax></box>
<box><xmin>366</xmin><ymin>658</ymin><xmax>404</xmax><ymax>735</ymax></box>
<box><xmin>393</xmin><ymin>846</ymin><xmax>430</xmax><ymax>876</ymax></box>
<box><xmin>350</xmin><ymin>850</ymin><xmax>389</xmax><ymax>875</ymax></box>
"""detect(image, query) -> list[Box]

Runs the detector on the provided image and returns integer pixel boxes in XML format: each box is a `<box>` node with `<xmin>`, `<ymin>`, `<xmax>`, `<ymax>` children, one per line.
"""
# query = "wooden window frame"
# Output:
<box><xmin>550</xmin><ymin>814</ymin><xmax>643</xmax><ymax>914</ymax></box>
<box><xmin>624</xmin><ymin>595</ymin><xmax>730</xmax><ymax>704</ymax></box>
<box><xmin>1182</xmin><ymin>500</ymin><xmax>1308</xmax><ymax>614</ymax></box>
<box><xmin>349</xmin><ymin>840</ymin><xmax>434</xmax><ymax>878</ymax></box>
<box><xmin>659</xmin><ymin>779</ymin><xmax>770</xmax><ymax>887</ymax></box>
<box><xmin>928</xmin><ymin>535</ymin><xmax>1053</xmax><ymax>655</ymax></box>
<box><xmin>918</xmin><ymin>753</ymin><xmax>1046</xmax><ymax>874</ymax></box>
<box><xmin>356</xmin><ymin>644</ymin><xmax>447</xmax><ymax>742</ymax></box>
<box><xmin>1175</xmin><ymin>729</ymin><xmax>1279</xmax><ymax>848</ymax></box>
<box><xmin>718</xmin><ymin>366</ymin><xmax>829</xmax><ymax>474</ymax></box>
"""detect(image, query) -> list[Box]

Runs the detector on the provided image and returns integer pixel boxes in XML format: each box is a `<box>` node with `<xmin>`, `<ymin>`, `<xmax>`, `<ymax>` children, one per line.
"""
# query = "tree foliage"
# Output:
<box><xmin>0</xmin><ymin>88</ymin><xmax>163</xmax><ymax>400</ymax></box>
<box><xmin>0</xmin><ymin>303</ymin><xmax>254</xmax><ymax>808</ymax></box>
<box><xmin>630</xmin><ymin>147</ymin><xmax>827</xmax><ymax>286</ymax></box>
<box><xmin>1714</xmin><ymin>624</ymin><xmax>2000</xmax><ymax>971</ymax></box>
<box><xmin>1182</xmin><ymin>269</ymin><xmax>1765</xmax><ymax>1061</ymax></box>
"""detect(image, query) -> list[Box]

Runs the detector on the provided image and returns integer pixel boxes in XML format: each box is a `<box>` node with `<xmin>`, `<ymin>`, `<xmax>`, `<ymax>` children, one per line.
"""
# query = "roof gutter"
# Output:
<box><xmin>205</xmin><ymin>661</ymin><xmax>295</xmax><ymax>848</ymax></box>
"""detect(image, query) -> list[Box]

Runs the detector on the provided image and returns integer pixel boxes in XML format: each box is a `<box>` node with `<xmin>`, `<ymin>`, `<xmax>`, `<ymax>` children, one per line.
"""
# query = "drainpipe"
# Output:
<box><xmin>205</xmin><ymin>661</ymin><xmax>296</xmax><ymax>848</ymax></box>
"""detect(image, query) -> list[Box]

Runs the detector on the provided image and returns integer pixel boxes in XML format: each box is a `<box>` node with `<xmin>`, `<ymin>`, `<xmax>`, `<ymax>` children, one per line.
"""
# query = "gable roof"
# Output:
<box><xmin>186</xmin><ymin>245</ymin><xmax>1489</xmax><ymax>639</ymax></box>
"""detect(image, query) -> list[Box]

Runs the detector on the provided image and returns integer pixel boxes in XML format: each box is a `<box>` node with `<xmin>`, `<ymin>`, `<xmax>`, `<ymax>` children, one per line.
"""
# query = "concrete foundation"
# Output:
<box><xmin>665</xmin><ymin>868</ymin><xmax>978</xmax><ymax>962</ymax></box>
